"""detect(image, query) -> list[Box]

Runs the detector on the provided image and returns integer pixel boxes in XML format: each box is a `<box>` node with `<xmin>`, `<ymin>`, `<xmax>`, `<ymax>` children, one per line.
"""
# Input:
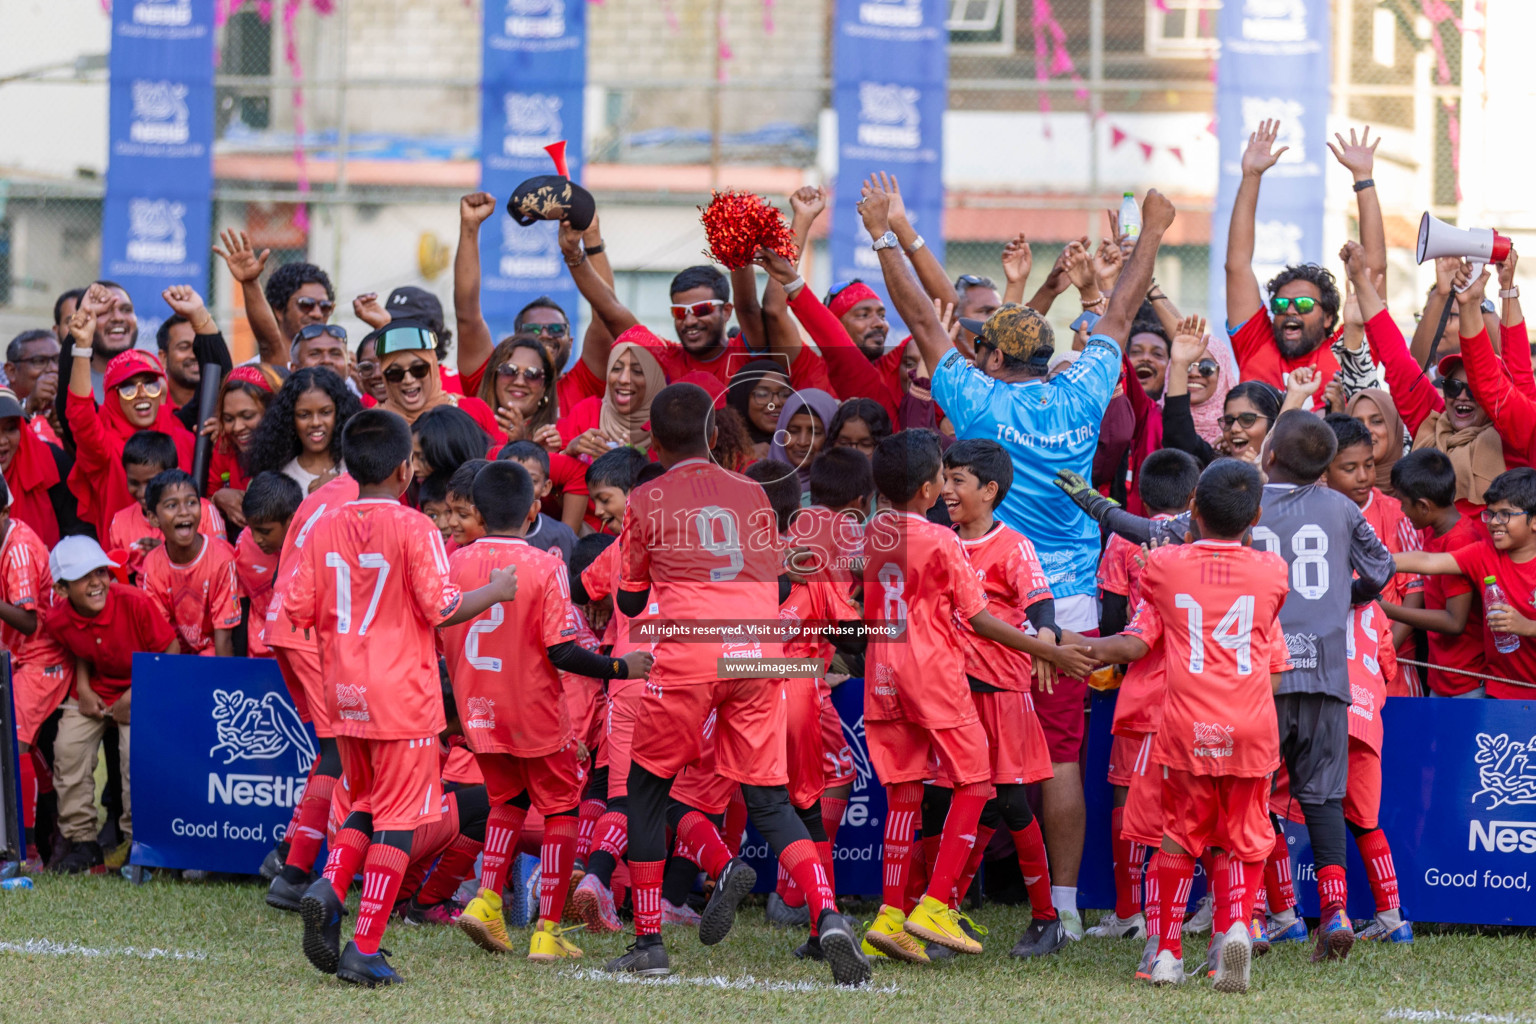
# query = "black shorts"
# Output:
<box><xmin>1274</xmin><ymin>691</ymin><xmax>1348</xmax><ymax>804</ymax></box>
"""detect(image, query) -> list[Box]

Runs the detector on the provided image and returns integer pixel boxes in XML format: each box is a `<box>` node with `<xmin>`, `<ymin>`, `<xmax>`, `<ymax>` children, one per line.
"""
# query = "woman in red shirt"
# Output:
<box><xmin>205</xmin><ymin>364</ymin><xmax>283</xmax><ymax>529</ymax></box>
<box><xmin>475</xmin><ymin>335</ymin><xmax>562</xmax><ymax>448</ymax></box>
<box><xmin>557</xmin><ymin>341</ymin><xmax>666</xmax><ymax>461</ymax></box>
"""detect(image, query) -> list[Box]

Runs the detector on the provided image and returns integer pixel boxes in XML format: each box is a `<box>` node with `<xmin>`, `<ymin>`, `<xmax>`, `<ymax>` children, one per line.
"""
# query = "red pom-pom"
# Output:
<box><xmin>698</xmin><ymin>190</ymin><xmax>799</xmax><ymax>271</ymax></box>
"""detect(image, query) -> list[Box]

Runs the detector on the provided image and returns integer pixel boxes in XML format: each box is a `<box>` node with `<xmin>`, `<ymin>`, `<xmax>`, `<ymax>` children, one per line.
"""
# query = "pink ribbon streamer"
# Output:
<box><xmin>1031</xmin><ymin>0</ymin><xmax>1087</xmax><ymax>137</ymax></box>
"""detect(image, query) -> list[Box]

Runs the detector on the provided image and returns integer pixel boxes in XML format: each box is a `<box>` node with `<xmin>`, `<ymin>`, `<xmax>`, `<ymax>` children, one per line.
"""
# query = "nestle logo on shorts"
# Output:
<box><xmin>1469</xmin><ymin>820</ymin><xmax>1536</xmax><ymax>854</ymax></box>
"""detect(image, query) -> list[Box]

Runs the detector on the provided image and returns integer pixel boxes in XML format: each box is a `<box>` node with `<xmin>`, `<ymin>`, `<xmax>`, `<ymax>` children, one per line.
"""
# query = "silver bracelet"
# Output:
<box><xmin>1501</xmin><ymin>287</ymin><xmax>1520</xmax><ymax>299</ymax></box>
<box><xmin>906</xmin><ymin>235</ymin><xmax>926</xmax><ymax>254</ymax></box>
<box><xmin>71</xmin><ymin>346</ymin><xmax>93</xmax><ymax>359</ymax></box>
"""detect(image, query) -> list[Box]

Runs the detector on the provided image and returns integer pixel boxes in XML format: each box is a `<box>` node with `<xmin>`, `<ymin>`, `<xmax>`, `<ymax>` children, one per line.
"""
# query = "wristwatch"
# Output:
<box><xmin>871</xmin><ymin>231</ymin><xmax>899</xmax><ymax>252</ymax></box>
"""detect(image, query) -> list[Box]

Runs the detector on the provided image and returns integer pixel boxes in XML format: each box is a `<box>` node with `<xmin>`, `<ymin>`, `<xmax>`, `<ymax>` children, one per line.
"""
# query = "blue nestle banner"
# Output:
<box><xmin>479</xmin><ymin>0</ymin><xmax>586</xmax><ymax>343</ymax></box>
<box><xmin>829</xmin><ymin>0</ymin><xmax>947</xmax><ymax>343</ymax></box>
<box><xmin>101</xmin><ymin>0</ymin><xmax>215</xmax><ymax>344</ymax></box>
<box><xmin>742</xmin><ymin>678</ymin><xmax>886</xmax><ymax>896</ymax></box>
<box><xmin>1207</xmin><ymin>0</ymin><xmax>1330</xmax><ymax>329</ymax></box>
<box><xmin>130</xmin><ymin>654</ymin><xmax>317</xmax><ymax>873</ymax></box>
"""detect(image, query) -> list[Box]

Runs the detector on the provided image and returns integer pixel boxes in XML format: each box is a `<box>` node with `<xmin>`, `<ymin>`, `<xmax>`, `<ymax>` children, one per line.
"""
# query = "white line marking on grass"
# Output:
<box><xmin>559</xmin><ymin>967</ymin><xmax>898</xmax><ymax>994</ymax></box>
<box><xmin>1388</xmin><ymin>1010</ymin><xmax>1536</xmax><ymax>1024</ymax></box>
<box><xmin>0</xmin><ymin>939</ymin><xmax>210</xmax><ymax>961</ymax></box>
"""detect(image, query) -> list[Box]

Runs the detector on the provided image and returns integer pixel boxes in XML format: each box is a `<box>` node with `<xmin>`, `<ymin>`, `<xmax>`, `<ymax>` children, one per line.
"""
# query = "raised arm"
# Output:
<box><xmin>999</xmin><ymin>233</ymin><xmax>1031</xmax><ymax>305</ymax></box>
<box><xmin>880</xmin><ymin>172</ymin><xmax>955</xmax><ymax>309</ymax></box>
<box><xmin>1496</xmin><ymin>249</ymin><xmax>1530</xmax><ymax>391</ymax></box>
<box><xmin>575</xmin><ymin>216</ymin><xmax>618</xmax><ymax>384</ymax></box>
<box><xmin>453</xmin><ymin>191</ymin><xmax>499</xmax><ymax>379</ymax></box>
<box><xmin>730</xmin><ymin>265</ymin><xmax>767</xmax><ymax>354</ymax></box>
<box><xmin>1344</xmin><ymin>241</ymin><xmax>1441</xmax><ymax>434</ymax></box>
<box><xmin>1095</xmin><ymin>190</ymin><xmax>1175</xmax><ymax>349</ymax></box>
<box><xmin>1026</xmin><ymin>243</ymin><xmax>1078</xmax><ymax>315</ymax></box>
<box><xmin>1226</xmin><ymin>119</ymin><xmax>1289</xmax><ymax>327</ymax></box>
<box><xmin>1161</xmin><ymin>316</ymin><xmax>1218</xmax><ymax>463</ymax></box>
<box><xmin>857</xmin><ymin>175</ymin><xmax>953</xmax><ymax>378</ymax></box>
<box><xmin>1411</xmin><ymin>257</ymin><xmax>1463</xmax><ymax>365</ymax></box>
<box><xmin>558</xmin><ymin>221</ymin><xmax>639</xmax><ymax>338</ymax></box>
<box><xmin>1328</xmin><ymin>127</ymin><xmax>1386</xmax><ymax>290</ymax></box>
<box><xmin>1456</xmin><ymin>264</ymin><xmax>1536</xmax><ymax>458</ymax></box>
<box><xmin>212</xmin><ymin>230</ymin><xmax>286</xmax><ymax>368</ymax></box>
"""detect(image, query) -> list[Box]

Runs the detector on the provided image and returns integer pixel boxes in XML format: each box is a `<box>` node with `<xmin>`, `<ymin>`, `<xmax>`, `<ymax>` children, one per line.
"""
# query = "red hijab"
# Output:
<box><xmin>5</xmin><ymin>408</ymin><xmax>63</xmax><ymax>549</ymax></box>
<box><xmin>68</xmin><ymin>350</ymin><xmax>195</xmax><ymax>536</ymax></box>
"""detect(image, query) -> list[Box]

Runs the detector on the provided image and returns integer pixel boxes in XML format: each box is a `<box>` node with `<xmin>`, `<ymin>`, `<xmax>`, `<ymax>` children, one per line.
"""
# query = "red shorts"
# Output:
<box><xmin>968</xmin><ymin>689</ymin><xmax>1053</xmax><ymax>786</ymax></box>
<box><xmin>785</xmin><ymin>678</ymin><xmax>827</xmax><ymax>808</ymax></box>
<box><xmin>11</xmin><ymin>660</ymin><xmax>71</xmax><ymax>746</ymax></box>
<box><xmin>1033</xmin><ymin>674</ymin><xmax>1087</xmax><ymax>764</ymax></box>
<box><xmin>563</xmin><ymin>676</ymin><xmax>607</xmax><ymax>757</ymax></box>
<box><xmin>1107</xmin><ymin>733</ymin><xmax>1143</xmax><ymax>788</ymax></box>
<box><xmin>866</xmin><ymin>718</ymin><xmax>990</xmax><ymax>787</ymax></box>
<box><xmin>630</xmin><ymin>678</ymin><xmax>788</xmax><ymax>787</ymax></box>
<box><xmin>671</xmin><ymin>712</ymin><xmax>738</xmax><ymax>815</ymax></box>
<box><xmin>1343</xmin><ymin>738</ymin><xmax>1381</xmax><ymax>831</ymax></box>
<box><xmin>336</xmin><ymin>735</ymin><xmax>442</xmax><ymax>831</ymax></box>
<box><xmin>1161</xmin><ymin>767</ymin><xmax>1273</xmax><ymax>863</ymax></box>
<box><xmin>600</xmin><ymin>682</ymin><xmax>644</xmax><ymax>799</ymax></box>
<box><xmin>819</xmin><ymin>685</ymin><xmax>856</xmax><ymax>787</ymax></box>
<box><xmin>1118</xmin><ymin>733</ymin><xmax>1163</xmax><ymax>846</ymax></box>
<box><xmin>275</xmin><ymin>646</ymin><xmax>330</xmax><ymax>738</ymax></box>
<box><xmin>475</xmin><ymin>742</ymin><xmax>584</xmax><ymax>815</ymax></box>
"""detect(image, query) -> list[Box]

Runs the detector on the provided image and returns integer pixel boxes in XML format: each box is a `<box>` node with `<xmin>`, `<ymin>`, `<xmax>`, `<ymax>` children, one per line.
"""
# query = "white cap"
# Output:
<box><xmin>1048</xmin><ymin>349</ymin><xmax>1081</xmax><ymax>372</ymax></box>
<box><xmin>50</xmin><ymin>535</ymin><xmax>118</xmax><ymax>584</ymax></box>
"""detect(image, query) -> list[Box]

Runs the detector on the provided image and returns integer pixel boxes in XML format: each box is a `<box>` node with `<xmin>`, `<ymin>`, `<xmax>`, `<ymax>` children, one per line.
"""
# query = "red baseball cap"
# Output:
<box><xmin>103</xmin><ymin>349</ymin><xmax>166</xmax><ymax>392</ymax></box>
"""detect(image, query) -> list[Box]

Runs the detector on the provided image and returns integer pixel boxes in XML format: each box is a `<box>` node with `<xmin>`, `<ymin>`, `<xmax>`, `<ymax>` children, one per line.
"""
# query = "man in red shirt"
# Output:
<box><xmin>283</xmin><ymin>409</ymin><xmax>517</xmax><ymax>988</ymax></box>
<box><xmin>1396</xmin><ymin>467</ymin><xmax>1536</xmax><ymax>701</ymax></box>
<box><xmin>44</xmin><ymin>536</ymin><xmax>179</xmax><ymax>874</ymax></box>
<box><xmin>1225</xmin><ymin>120</ymin><xmax>1383</xmax><ymax>398</ymax></box>
<box><xmin>1383</xmin><ymin>449</ymin><xmax>1489</xmax><ymax>696</ymax></box>
<box><xmin>442</xmin><ymin>461</ymin><xmax>650</xmax><ymax>963</ymax></box>
<box><xmin>1083</xmin><ymin>459</ymin><xmax>1291</xmax><ymax>993</ymax></box>
<box><xmin>606</xmin><ymin>382</ymin><xmax>869</xmax><ymax>986</ymax></box>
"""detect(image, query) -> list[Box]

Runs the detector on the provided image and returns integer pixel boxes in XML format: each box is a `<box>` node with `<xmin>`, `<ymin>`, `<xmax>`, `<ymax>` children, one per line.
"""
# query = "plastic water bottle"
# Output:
<box><xmin>0</xmin><ymin>877</ymin><xmax>34</xmax><ymax>891</ymax></box>
<box><xmin>1119</xmin><ymin>191</ymin><xmax>1141</xmax><ymax>240</ymax></box>
<box><xmin>1485</xmin><ymin>576</ymin><xmax>1522</xmax><ymax>653</ymax></box>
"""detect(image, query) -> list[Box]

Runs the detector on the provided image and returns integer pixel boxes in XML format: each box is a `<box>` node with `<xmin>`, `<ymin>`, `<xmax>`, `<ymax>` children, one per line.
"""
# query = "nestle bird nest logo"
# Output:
<box><xmin>126</xmin><ymin>198</ymin><xmax>187</xmax><ymax>265</ymax></box>
<box><xmin>856</xmin><ymin>82</ymin><xmax>921</xmax><ymax>150</ymax></box>
<box><xmin>130</xmin><ymin>80</ymin><xmax>189</xmax><ymax>145</ymax></box>
<box><xmin>503</xmin><ymin>92</ymin><xmax>563</xmax><ymax>157</ymax></box>
<box><xmin>209</xmin><ymin>688</ymin><xmax>316</xmax><ymax>775</ymax></box>
<box><xmin>1472</xmin><ymin>732</ymin><xmax>1536</xmax><ymax>811</ymax></box>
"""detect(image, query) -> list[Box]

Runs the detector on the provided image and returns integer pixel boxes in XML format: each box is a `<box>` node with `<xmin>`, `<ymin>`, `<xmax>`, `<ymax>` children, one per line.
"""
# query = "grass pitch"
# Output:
<box><xmin>1</xmin><ymin>874</ymin><xmax>1533</xmax><ymax>1024</ymax></box>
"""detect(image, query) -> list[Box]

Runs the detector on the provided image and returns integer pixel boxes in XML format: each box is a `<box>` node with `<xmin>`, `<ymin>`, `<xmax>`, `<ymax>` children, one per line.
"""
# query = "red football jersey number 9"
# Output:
<box><xmin>695</xmin><ymin>506</ymin><xmax>744</xmax><ymax>582</ymax></box>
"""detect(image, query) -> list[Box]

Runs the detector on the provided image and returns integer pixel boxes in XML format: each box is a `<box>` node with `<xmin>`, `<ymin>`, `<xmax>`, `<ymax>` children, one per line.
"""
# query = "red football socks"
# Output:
<box><xmin>539</xmin><ymin>814</ymin><xmax>578</xmax><ymax>923</ymax></box>
<box><xmin>594</xmin><ymin>810</ymin><xmax>628</xmax><ymax>861</ymax></box>
<box><xmin>284</xmin><ymin>774</ymin><xmax>336</xmax><ymax>874</ymax></box>
<box><xmin>322</xmin><ymin>827</ymin><xmax>369</xmax><ymax>902</ymax></box>
<box><xmin>780</xmin><ymin>838</ymin><xmax>834</xmax><ymax>934</ymax></box>
<box><xmin>1154</xmin><ymin>851</ymin><xmax>1196</xmax><ymax>959</ymax></box>
<box><xmin>478</xmin><ymin>803</ymin><xmax>529</xmax><ymax>896</ymax></box>
<box><xmin>1355</xmin><ymin>828</ymin><xmax>1400</xmax><ymax>912</ymax></box>
<box><xmin>881</xmin><ymin>782</ymin><xmax>921</xmax><ymax>910</ymax></box>
<box><xmin>1142</xmin><ymin>864</ymin><xmax>1161</xmax><ymax>943</ymax></box>
<box><xmin>18</xmin><ymin>749</ymin><xmax>36</xmax><ymax>830</ymax></box>
<box><xmin>1011</xmin><ymin>819</ymin><xmax>1056</xmax><ymax>920</ymax></box>
<box><xmin>1265</xmin><ymin>828</ymin><xmax>1296</xmax><ymax>911</ymax></box>
<box><xmin>723</xmin><ymin>792</ymin><xmax>748</xmax><ymax>855</ymax></box>
<box><xmin>1241</xmin><ymin>860</ymin><xmax>1265</xmax><ymax>924</ymax></box>
<box><xmin>353</xmin><ymin>842</ymin><xmax>410</xmax><ymax>955</ymax></box>
<box><xmin>1212</xmin><ymin>851</ymin><xmax>1236</xmax><ymax>933</ymax></box>
<box><xmin>575</xmin><ymin>798</ymin><xmax>606</xmax><ymax>861</ymax></box>
<box><xmin>631</xmin><ymin>859</ymin><xmax>665</xmax><ymax>936</ymax></box>
<box><xmin>676</xmin><ymin>810</ymin><xmax>732</xmax><ymax>878</ymax></box>
<box><xmin>1317</xmin><ymin>863</ymin><xmax>1348</xmax><ymax>916</ymax></box>
<box><xmin>1111</xmin><ymin>808</ymin><xmax>1142</xmax><ymax>919</ymax></box>
<box><xmin>926</xmin><ymin>783</ymin><xmax>988</xmax><ymax>906</ymax></box>
<box><xmin>821</xmin><ymin>795</ymin><xmax>847</xmax><ymax>846</ymax></box>
<box><xmin>951</xmin><ymin>824</ymin><xmax>995</xmax><ymax>908</ymax></box>
<box><xmin>416</xmin><ymin>834</ymin><xmax>482</xmax><ymax>907</ymax></box>
<box><xmin>777</xmin><ymin>862</ymin><xmax>807</xmax><ymax>908</ymax></box>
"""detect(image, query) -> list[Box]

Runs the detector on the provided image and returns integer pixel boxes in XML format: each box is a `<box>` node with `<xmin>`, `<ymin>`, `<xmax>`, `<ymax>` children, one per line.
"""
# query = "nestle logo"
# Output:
<box><xmin>1469</xmin><ymin>819</ymin><xmax>1536</xmax><ymax>854</ymax></box>
<box><xmin>208</xmin><ymin>772</ymin><xmax>306</xmax><ymax>808</ymax></box>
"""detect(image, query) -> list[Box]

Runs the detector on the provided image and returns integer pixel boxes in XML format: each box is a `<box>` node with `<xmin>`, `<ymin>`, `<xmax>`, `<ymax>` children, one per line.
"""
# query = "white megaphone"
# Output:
<box><xmin>1417</xmin><ymin>212</ymin><xmax>1513</xmax><ymax>292</ymax></box>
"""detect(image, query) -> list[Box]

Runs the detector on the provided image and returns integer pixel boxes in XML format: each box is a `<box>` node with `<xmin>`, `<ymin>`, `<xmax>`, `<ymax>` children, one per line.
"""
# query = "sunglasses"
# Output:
<box><xmin>1481</xmin><ymin>509</ymin><xmax>1532</xmax><ymax>524</ymax></box>
<box><xmin>1438</xmin><ymin>377</ymin><xmax>1474</xmax><ymax>400</ymax></box>
<box><xmin>296</xmin><ymin>323</ymin><xmax>347</xmax><ymax>344</ymax></box>
<box><xmin>383</xmin><ymin>361</ymin><xmax>432</xmax><ymax>384</ymax></box>
<box><xmin>496</xmin><ymin>363</ymin><xmax>546</xmax><ymax>383</ymax></box>
<box><xmin>1270</xmin><ymin>296</ymin><xmax>1317</xmax><ymax>315</ymax></box>
<box><xmin>670</xmin><ymin>300</ymin><xmax>725</xmax><ymax>320</ymax></box>
<box><xmin>117</xmin><ymin>377</ymin><xmax>164</xmax><ymax>401</ymax></box>
<box><xmin>827</xmin><ymin>281</ymin><xmax>856</xmax><ymax>299</ymax></box>
<box><xmin>1195</xmin><ymin>358</ymin><xmax>1219</xmax><ymax>378</ymax></box>
<box><xmin>956</xmin><ymin>273</ymin><xmax>996</xmax><ymax>289</ymax></box>
<box><xmin>1220</xmin><ymin>411</ymin><xmax>1268</xmax><ymax>430</ymax></box>
<box><xmin>293</xmin><ymin>296</ymin><xmax>335</xmax><ymax>316</ymax></box>
<box><xmin>517</xmin><ymin>322</ymin><xmax>568</xmax><ymax>339</ymax></box>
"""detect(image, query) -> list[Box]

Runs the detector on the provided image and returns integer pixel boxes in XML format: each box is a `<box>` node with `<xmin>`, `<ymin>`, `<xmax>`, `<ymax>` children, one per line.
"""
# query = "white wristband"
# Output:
<box><xmin>71</xmin><ymin>346</ymin><xmax>92</xmax><ymax>359</ymax></box>
<box><xmin>1501</xmin><ymin>287</ymin><xmax>1520</xmax><ymax>299</ymax></box>
<box><xmin>785</xmin><ymin>275</ymin><xmax>806</xmax><ymax>297</ymax></box>
<box><xmin>906</xmin><ymin>235</ymin><xmax>926</xmax><ymax>254</ymax></box>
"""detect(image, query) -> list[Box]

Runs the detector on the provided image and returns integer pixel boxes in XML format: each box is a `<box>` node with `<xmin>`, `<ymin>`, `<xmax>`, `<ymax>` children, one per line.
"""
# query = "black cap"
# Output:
<box><xmin>508</xmin><ymin>174</ymin><xmax>596</xmax><ymax>232</ymax></box>
<box><xmin>385</xmin><ymin>287</ymin><xmax>444</xmax><ymax>333</ymax></box>
<box><xmin>0</xmin><ymin>388</ymin><xmax>23</xmax><ymax>420</ymax></box>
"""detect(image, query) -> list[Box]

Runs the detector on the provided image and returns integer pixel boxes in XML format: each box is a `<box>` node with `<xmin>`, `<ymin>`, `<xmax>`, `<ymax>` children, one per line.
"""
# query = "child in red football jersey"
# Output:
<box><xmin>443</xmin><ymin>461</ymin><xmax>652</xmax><ymax>962</ymax></box>
<box><xmin>235</xmin><ymin>472</ymin><xmax>304</xmax><ymax>659</ymax></box>
<box><xmin>861</xmin><ymin>430</ymin><xmax>1096</xmax><ymax>962</ymax></box>
<box><xmin>1092</xmin><ymin>448</ymin><xmax>1199</xmax><ymax>947</ymax></box>
<box><xmin>284</xmin><ymin>410</ymin><xmax>518</xmax><ymax>988</ymax></box>
<box><xmin>1082</xmin><ymin>459</ymin><xmax>1290</xmax><ymax>993</ymax></box>
<box><xmin>445</xmin><ymin>459</ymin><xmax>490</xmax><ymax>548</ymax></box>
<box><xmin>107</xmin><ymin>431</ymin><xmax>225</xmax><ymax>579</ymax></box>
<box><xmin>1382</xmin><ymin>448</ymin><xmax>1489</xmax><ymax>696</ymax></box>
<box><xmin>0</xmin><ymin>476</ymin><xmax>72</xmax><ymax>871</ymax></box>
<box><xmin>939</xmin><ymin>438</ymin><xmax>1069</xmax><ymax>959</ymax></box>
<box><xmin>137</xmin><ymin>470</ymin><xmax>241</xmax><ymax>657</ymax></box>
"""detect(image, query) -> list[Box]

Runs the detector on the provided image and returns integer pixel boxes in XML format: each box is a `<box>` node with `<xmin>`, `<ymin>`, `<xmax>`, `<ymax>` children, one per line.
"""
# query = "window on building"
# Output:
<box><xmin>1145</xmin><ymin>0</ymin><xmax>1220</xmax><ymax>58</ymax></box>
<box><xmin>948</xmin><ymin>0</ymin><xmax>1012</xmax><ymax>53</ymax></box>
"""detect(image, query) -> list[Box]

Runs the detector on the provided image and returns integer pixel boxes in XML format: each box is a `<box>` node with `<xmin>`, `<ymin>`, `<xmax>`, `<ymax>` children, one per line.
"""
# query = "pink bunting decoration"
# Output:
<box><xmin>1138</xmin><ymin>142</ymin><xmax>1155</xmax><ymax>161</ymax></box>
<box><xmin>1169</xmin><ymin>146</ymin><xmax>1184</xmax><ymax>164</ymax></box>
<box><xmin>1110</xmin><ymin>126</ymin><xmax>1127</xmax><ymax>148</ymax></box>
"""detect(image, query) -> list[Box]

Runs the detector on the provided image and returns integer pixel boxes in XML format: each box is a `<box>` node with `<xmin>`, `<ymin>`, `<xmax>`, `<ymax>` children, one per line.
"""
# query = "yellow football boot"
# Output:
<box><xmin>458</xmin><ymin>887</ymin><xmax>513</xmax><ymax>953</ymax></box>
<box><xmin>528</xmin><ymin>919</ymin><xmax>584</xmax><ymax>961</ymax></box>
<box><xmin>862</xmin><ymin>904</ymin><xmax>930</xmax><ymax>963</ymax></box>
<box><xmin>904</xmin><ymin>895</ymin><xmax>983</xmax><ymax>954</ymax></box>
